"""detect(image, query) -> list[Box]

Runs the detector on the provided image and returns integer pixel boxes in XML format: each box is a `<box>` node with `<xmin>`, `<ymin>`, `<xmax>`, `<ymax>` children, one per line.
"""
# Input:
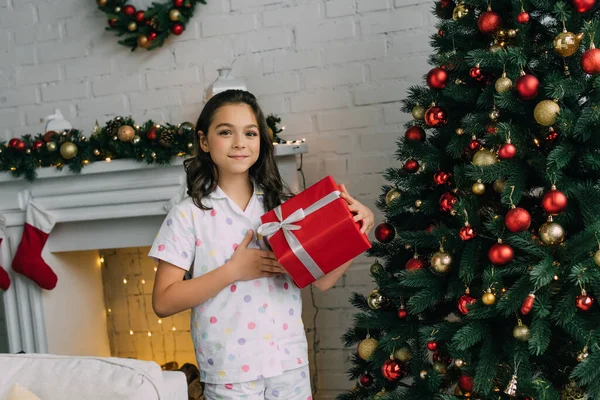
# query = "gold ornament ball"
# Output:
<box><xmin>370</xmin><ymin>261</ymin><xmax>383</xmax><ymax>275</ymax></box>
<box><xmin>46</xmin><ymin>141</ymin><xmax>57</xmax><ymax>152</ymax></box>
<box><xmin>97</xmin><ymin>0</ymin><xmax>107</xmax><ymax>6</ymax></box>
<box><xmin>420</xmin><ymin>370</ymin><xmax>428</xmax><ymax>379</ymax></box>
<box><xmin>137</xmin><ymin>35</ymin><xmax>149</xmax><ymax>48</ymax></box>
<box><xmin>482</xmin><ymin>290</ymin><xmax>496</xmax><ymax>305</ymax></box>
<box><xmin>489</xmin><ymin>109</ymin><xmax>500</xmax><ymax>121</ymax></box>
<box><xmin>169</xmin><ymin>9</ymin><xmax>181</xmax><ymax>21</ymax></box>
<box><xmin>415</xmin><ymin>199</ymin><xmax>422</xmax><ymax>208</ymax></box>
<box><xmin>534</xmin><ymin>100</ymin><xmax>560</xmax><ymax>126</ymax></box>
<box><xmin>452</xmin><ymin>2</ymin><xmax>469</xmax><ymax>20</ymax></box>
<box><xmin>394</xmin><ymin>347</ymin><xmax>413</xmax><ymax>363</ymax></box>
<box><xmin>368</xmin><ymin>289</ymin><xmax>384</xmax><ymax>309</ymax></box>
<box><xmin>357</xmin><ymin>337</ymin><xmax>379</xmax><ymax>360</ymax></box>
<box><xmin>508</xmin><ymin>29</ymin><xmax>517</xmax><ymax>38</ymax></box>
<box><xmin>117</xmin><ymin>125</ymin><xmax>136</xmax><ymax>142</ymax></box>
<box><xmin>128</xmin><ymin>22</ymin><xmax>138</xmax><ymax>32</ymax></box>
<box><xmin>553</xmin><ymin>31</ymin><xmax>582</xmax><ymax>57</ymax></box>
<box><xmin>59</xmin><ymin>142</ymin><xmax>78</xmax><ymax>159</ymax></box>
<box><xmin>411</xmin><ymin>105</ymin><xmax>426</xmax><ymax>120</ymax></box>
<box><xmin>114</xmin><ymin>6</ymin><xmax>121</xmax><ymax>12</ymax></box>
<box><xmin>456</xmin><ymin>127</ymin><xmax>465</xmax><ymax>135</ymax></box>
<box><xmin>385</xmin><ymin>188</ymin><xmax>401</xmax><ymax>205</ymax></box>
<box><xmin>132</xmin><ymin>135</ymin><xmax>141</xmax><ymax>144</ymax></box>
<box><xmin>454</xmin><ymin>359</ymin><xmax>465</xmax><ymax>368</ymax></box>
<box><xmin>539</xmin><ymin>221</ymin><xmax>565</xmax><ymax>244</ymax></box>
<box><xmin>513</xmin><ymin>323</ymin><xmax>531</xmax><ymax>341</ymax></box>
<box><xmin>493</xmin><ymin>179</ymin><xmax>505</xmax><ymax>193</ymax></box>
<box><xmin>93</xmin><ymin>149</ymin><xmax>100</xmax><ymax>156</ymax></box>
<box><xmin>431</xmin><ymin>251</ymin><xmax>452</xmax><ymax>274</ymax></box>
<box><xmin>497</xmin><ymin>30</ymin><xmax>506</xmax><ymax>39</ymax></box>
<box><xmin>594</xmin><ymin>249</ymin><xmax>600</xmax><ymax>267</ymax></box>
<box><xmin>561</xmin><ymin>380</ymin><xmax>587</xmax><ymax>400</ymax></box>
<box><xmin>433</xmin><ymin>361</ymin><xmax>447</xmax><ymax>374</ymax></box>
<box><xmin>495</xmin><ymin>75</ymin><xmax>513</xmax><ymax>93</ymax></box>
<box><xmin>472</xmin><ymin>181</ymin><xmax>486</xmax><ymax>195</ymax></box>
<box><xmin>472</xmin><ymin>148</ymin><xmax>497</xmax><ymax>166</ymax></box>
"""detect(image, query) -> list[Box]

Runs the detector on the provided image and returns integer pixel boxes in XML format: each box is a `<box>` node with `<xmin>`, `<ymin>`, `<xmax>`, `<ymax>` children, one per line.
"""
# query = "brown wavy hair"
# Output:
<box><xmin>183</xmin><ymin>90</ymin><xmax>288</xmax><ymax>212</ymax></box>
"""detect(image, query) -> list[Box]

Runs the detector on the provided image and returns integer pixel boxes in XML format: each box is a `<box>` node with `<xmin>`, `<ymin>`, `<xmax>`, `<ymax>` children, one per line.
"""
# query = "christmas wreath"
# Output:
<box><xmin>96</xmin><ymin>0</ymin><xmax>205</xmax><ymax>51</ymax></box>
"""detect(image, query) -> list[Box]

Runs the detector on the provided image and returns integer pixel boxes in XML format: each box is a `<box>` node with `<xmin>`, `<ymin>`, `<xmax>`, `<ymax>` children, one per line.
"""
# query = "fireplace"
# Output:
<box><xmin>0</xmin><ymin>142</ymin><xmax>308</xmax><ymax>358</ymax></box>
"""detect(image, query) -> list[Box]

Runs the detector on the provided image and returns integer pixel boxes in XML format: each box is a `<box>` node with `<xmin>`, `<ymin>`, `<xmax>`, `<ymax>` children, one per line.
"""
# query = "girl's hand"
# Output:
<box><xmin>339</xmin><ymin>184</ymin><xmax>375</xmax><ymax>235</ymax></box>
<box><xmin>227</xmin><ymin>229</ymin><xmax>286</xmax><ymax>281</ymax></box>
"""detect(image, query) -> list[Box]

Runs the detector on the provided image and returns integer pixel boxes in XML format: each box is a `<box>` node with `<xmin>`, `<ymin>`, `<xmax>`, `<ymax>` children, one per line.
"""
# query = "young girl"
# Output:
<box><xmin>150</xmin><ymin>90</ymin><xmax>374</xmax><ymax>400</ymax></box>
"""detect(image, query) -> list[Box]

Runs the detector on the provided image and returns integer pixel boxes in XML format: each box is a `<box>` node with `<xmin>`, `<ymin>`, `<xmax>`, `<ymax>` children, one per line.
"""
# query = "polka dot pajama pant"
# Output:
<box><xmin>203</xmin><ymin>364</ymin><xmax>312</xmax><ymax>400</ymax></box>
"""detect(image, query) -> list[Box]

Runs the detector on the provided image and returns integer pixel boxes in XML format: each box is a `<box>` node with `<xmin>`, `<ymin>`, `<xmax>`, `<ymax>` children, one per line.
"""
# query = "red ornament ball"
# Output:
<box><xmin>108</xmin><ymin>18</ymin><xmax>117</xmax><ymax>27</ymax></box>
<box><xmin>359</xmin><ymin>373</ymin><xmax>374</xmax><ymax>387</ymax></box>
<box><xmin>375</xmin><ymin>222</ymin><xmax>395</xmax><ymax>243</ymax></box>
<box><xmin>478</xmin><ymin>10</ymin><xmax>502</xmax><ymax>34</ymax></box>
<box><xmin>406</xmin><ymin>257</ymin><xmax>425</xmax><ymax>270</ymax></box>
<box><xmin>426</xmin><ymin>341</ymin><xmax>438</xmax><ymax>351</ymax></box>
<box><xmin>438</xmin><ymin>29</ymin><xmax>444</xmax><ymax>37</ymax></box>
<box><xmin>8</xmin><ymin>138</ymin><xmax>19</xmax><ymax>148</ymax></box>
<box><xmin>505</xmin><ymin>207</ymin><xmax>531</xmax><ymax>232</ymax></box>
<box><xmin>581</xmin><ymin>47</ymin><xmax>600</xmax><ymax>74</ymax></box>
<box><xmin>542</xmin><ymin>189</ymin><xmax>568</xmax><ymax>215</ymax></box>
<box><xmin>424</xmin><ymin>106</ymin><xmax>447</xmax><ymax>127</ymax></box>
<box><xmin>33</xmin><ymin>140</ymin><xmax>44</xmax><ymax>150</ymax></box>
<box><xmin>576</xmin><ymin>292</ymin><xmax>594</xmax><ymax>311</ymax></box>
<box><xmin>426</xmin><ymin>67</ymin><xmax>449</xmax><ymax>90</ymax></box>
<box><xmin>148</xmin><ymin>31</ymin><xmax>158</xmax><ymax>41</ymax></box>
<box><xmin>404</xmin><ymin>159</ymin><xmax>420</xmax><ymax>173</ymax></box>
<box><xmin>398</xmin><ymin>308</ymin><xmax>408</xmax><ymax>319</ymax></box>
<box><xmin>147</xmin><ymin>126</ymin><xmax>158</xmax><ymax>141</ymax></box>
<box><xmin>382</xmin><ymin>359</ymin><xmax>405</xmax><ymax>382</ymax></box>
<box><xmin>546</xmin><ymin>129</ymin><xmax>559</xmax><ymax>141</ymax></box>
<box><xmin>517</xmin><ymin>11</ymin><xmax>530</xmax><ymax>23</ymax></box>
<box><xmin>171</xmin><ymin>23</ymin><xmax>184</xmax><ymax>35</ymax></box>
<box><xmin>135</xmin><ymin>10</ymin><xmax>145</xmax><ymax>22</ymax></box>
<box><xmin>572</xmin><ymin>0</ymin><xmax>596</xmax><ymax>13</ymax></box>
<box><xmin>433</xmin><ymin>170</ymin><xmax>451</xmax><ymax>185</ymax></box>
<box><xmin>458</xmin><ymin>293</ymin><xmax>476</xmax><ymax>315</ymax></box>
<box><xmin>14</xmin><ymin>140</ymin><xmax>26</xmax><ymax>151</ymax></box>
<box><xmin>487</xmin><ymin>124</ymin><xmax>498</xmax><ymax>134</ymax></box>
<box><xmin>488</xmin><ymin>242</ymin><xmax>514</xmax><ymax>265</ymax></box>
<box><xmin>515</xmin><ymin>74</ymin><xmax>540</xmax><ymax>100</ymax></box>
<box><xmin>521</xmin><ymin>294</ymin><xmax>535</xmax><ymax>315</ymax></box>
<box><xmin>469</xmin><ymin>67</ymin><xmax>485</xmax><ymax>81</ymax></box>
<box><xmin>123</xmin><ymin>5</ymin><xmax>136</xmax><ymax>16</ymax></box>
<box><xmin>459</xmin><ymin>225</ymin><xmax>476</xmax><ymax>241</ymax></box>
<box><xmin>43</xmin><ymin>130</ymin><xmax>58</xmax><ymax>142</ymax></box>
<box><xmin>173</xmin><ymin>0</ymin><xmax>185</xmax><ymax>6</ymax></box>
<box><xmin>469</xmin><ymin>139</ymin><xmax>482</xmax><ymax>151</ymax></box>
<box><xmin>439</xmin><ymin>192</ymin><xmax>456</xmax><ymax>212</ymax></box>
<box><xmin>405</xmin><ymin>126</ymin><xmax>426</xmax><ymax>142</ymax></box>
<box><xmin>458</xmin><ymin>375</ymin><xmax>474</xmax><ymax>392</ymax></box>
<box><xmin>498</xmin><ymin>142</ymin><xmax>517</xmax><ymax>159</ymax></box>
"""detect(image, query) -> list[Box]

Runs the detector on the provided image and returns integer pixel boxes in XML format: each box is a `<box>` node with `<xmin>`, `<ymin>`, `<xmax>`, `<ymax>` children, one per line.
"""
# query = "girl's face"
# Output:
<box><xmin>199</xmin><ymin>103</ymin><xmax>261</xmax><ymax>180</ymax></box>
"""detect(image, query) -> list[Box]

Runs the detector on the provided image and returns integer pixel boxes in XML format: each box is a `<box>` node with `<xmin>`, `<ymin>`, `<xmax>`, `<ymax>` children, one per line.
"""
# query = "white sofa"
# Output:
<box><xmin>0</xmin><ymin>353</ymin><xmax>187</xmax><ymax>400</ymax></box>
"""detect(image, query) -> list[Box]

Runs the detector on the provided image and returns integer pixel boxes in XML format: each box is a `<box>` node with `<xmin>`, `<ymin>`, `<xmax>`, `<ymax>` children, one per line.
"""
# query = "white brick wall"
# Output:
<box><xmin>0</xmin><ymin>0</ymin><xmax>435</xmax><ymax>397</ymax></box>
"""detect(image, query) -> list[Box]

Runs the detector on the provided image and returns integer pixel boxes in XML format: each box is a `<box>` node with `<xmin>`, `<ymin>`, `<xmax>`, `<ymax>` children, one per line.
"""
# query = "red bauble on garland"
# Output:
<box><xmin>458</xmin><ymin>375</ymin><xmax>474</xmax><ymax>392</ymax></box>
<box><xmin>108</xmin><ymin>18</ymin><xmax>117</xmax><ymax>27</ymax></box>
<box><xmin>576</xmin><ymin>290</ymin><xmax>594</xmax><ymax>311</ymax></box>
<box><xmin>424</xmin><ymin>106</ymin><xmax>448</xmax><ymax>127</ymax></box>
<box><xmin>33</xmin><ymin>140</ymin><xmax>44</xmax><ymax>150</ymax></box>
<box><xmin>459</xmin><ymin>224</ymin><xmax>476</xmax><ymax>240</ymax></box>
<box><xmin>135</xmin><ymin>10</ymin><xmax>145</xmax><ymax>22</ymax></box>
<box><xmin>469</xmin><ymin>139</ymin><xmax>482</xmax><ymax>151</ymax></box>
<box><xmin>572</xmin><ymin>0</ymin><xmax>596</xmax><ymax>13</ymax></box>
<box><xmin>123</xmin><ymin>5</ymin><xmax>136</xmax><ymax>16</ymax></box>
<box><xmin>439</xmin><ymin>192</ymin><xmax>457</xmax><ymax>212</ymax></box>
<box><xmin>505</xmin><ymin>207</ymin><xmax>531</xmax><ymax>232</ymax></box>
<box><xmin>517</xmin><ymin>11</ymin><xmax>530</xmax><ymax>24</ymax></box>
<box><xmin>458</xmin><ymin>292</ymin><xmax>476</xmax><ymax>315</ymax></box>
<box><xmin>469</xmin><ymin>66</ymin><xmax>485</xmax><ymax>82</ymax></box>
<box><xmin>398</xmin><ymin>306</ymin><xmax>408</xmax><ymax>319</ymax></box>
<box><xmin>515</xmin><ymin>74</ymin><xmax>540</xmax><ymax>100</ymax></box>
<box><xmin>404</xmin><ymin>159</ymin><xmax>420</xmax><ymax>173</ymax></box>
<box><xmin>426</xmin><ymin>67</ymin><xmax>449</xmax><ymax>89</ymax></box>
<box><xmin>171</xmin><ymin>24</ymin><xmax>184</xmax><ymax>35</ymax></box>
<box><xmin>8</xmin><ymin>138</ymin><xmax>20</xmax><ymax>148</ymax></box>
<box><xmin>521</xmin><ymin>293</ymin><xmax>535</xmax><ymax>315</ymax></box>
<box><xmin>405</xmin><ymin>126</ymin><xmax>426</xmax><ymax>142</ymax></box>
<box><xmin>382</xmin><ymin>359</ymin><xmax>405</xmax><ymax>381</ymax></box>
<box><xmin>546</xmin><ymin>128</ymin><xmax>559</xmax><ymax>141</ymax></box>
<box><xmin>433</xmin><ymin>170</ymin><xmax>451</xmax><ymax>185</ymax></box>
<box><xmin>43</xmin><ymin>130</ymin><xmax>58</xmax><ymax>142</ymax></box>
<box><xmin>359</xmin><ymin>373</ymin><xmax>374</xmax><ymax>387</ymax></box>
<box><xmin>488</xmin><ymin>241</ymin><xmax>514</xmax><ymax>265</ymax></box>
<box><xmin>148</xmin><ymin>31</ymin><xmax>158</xmax><ymax>41</ymax></box>
<box><xmin>147</xmin><ymin>126</ymin><xmax>158</xmax><ymax>141</ymax></box>
<box><xmin>498</xmin><ymin>142</ymin><xmax>516</xmax><ymax>159</ymax></box>
<box><xmin>427</xmin><ymin>341</ymin><xmax>438</xmax><ymax>351</ymax></box>
<box><xmin>406</xmin><ymin>256</ymin><xmax>425</xmax><ymax>270</ymax></box>
<box><xmin>581</xmin><ymin>46</ymin><xmax>600</xmax><ymax>74</ymax></box>
<box><xmin>375</xmin><ymin>222</ymin><xmax>395</xmax><ymax>243</ymax></box>
<box><xmin>173</xmin><ymin>0</ymin><xmax>185</xmax><ymax>6</ymax></box>
<box><xmin>542</xmin><ymin>187</ymin><xmax>568</xmax><ymax>215</ymax></box>
<box><xmin>478</xmin><ymin>10</ymin><xmax>502</xmax><ymax>34</ymax></box>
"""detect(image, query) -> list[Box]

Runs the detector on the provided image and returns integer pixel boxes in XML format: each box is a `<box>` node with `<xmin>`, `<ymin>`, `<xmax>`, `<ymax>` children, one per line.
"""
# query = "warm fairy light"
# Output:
<box><xmin>83</xmin><ymin>160</ymin><xmax>89</xmax><ymax>164</ymax></box>
<box><xmin>147</xmin><ymin>332</ymin><xmax>152</xmax><ymax>337</ymax></box>
<box><xmin>123</xmin><ymin>278</ymin><xmax>127</xmax><ymax>284</ymax></box>
<box><xmin>141</xmin><ymin>279</ymin><xmax>146</xmax><ymax>284</ymax></box>
<box><xmin>105</xmin><ymin>157</ymin><xmax>112</xmax><ymax>162</ymax></box>
<box><xmin>154</xmin><ymin>267</ymin><xmax>157</xmax><ymax>272</ymax></box>
<box><xmin>108</xmin><ymin>308</ymin><xmax>112</xmax><ymax>313</ymax></box>
<box><xmin>129</xmin><ymin>330</ymin><xmax>134</xmax><ymax>335</ymax></box>
<box><xmin>99</xmin><ymin>256</ymin><xmax>104</xmax><ymax>263</ymax></box>
<box><xmin>172</xmin><ymin>327</ymin><xmax>177</xmax><ymax>331</ymax></box>
<box><xmin>158</xmin><ymin>319</ymin><xmax>162</xmax><ymax>324</ymax></box>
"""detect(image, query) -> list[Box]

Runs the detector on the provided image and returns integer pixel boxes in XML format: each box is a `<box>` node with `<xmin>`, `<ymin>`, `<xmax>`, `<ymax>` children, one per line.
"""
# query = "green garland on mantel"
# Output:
<box><xmin>97</xmin><ymin>0</ymin><xmax>206</xmax><ymax>51</ymax></box>
<box><xmin>0</xmin><ymin>115</ymin><xmax>285</xmax><ymax>182</ymax></box>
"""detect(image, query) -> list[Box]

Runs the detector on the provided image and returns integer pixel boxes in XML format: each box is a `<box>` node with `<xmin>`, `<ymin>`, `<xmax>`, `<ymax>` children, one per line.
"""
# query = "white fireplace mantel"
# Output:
<box><xmin>0</xmin><ymin>143</ymin><xmax>307</xmax><ymax>354</ymax></box>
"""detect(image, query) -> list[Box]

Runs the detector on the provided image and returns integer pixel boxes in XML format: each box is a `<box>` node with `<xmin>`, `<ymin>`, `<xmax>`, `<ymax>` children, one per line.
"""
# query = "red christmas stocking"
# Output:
<box><xmin>12</xmin><ymin>202</ymin><xmax>57</xmax><ymax>290</ymax></box>
<box><xmin>0</xmin><ymin>238</ymin><xmax>10</xmax><ymax>291</ymax></box>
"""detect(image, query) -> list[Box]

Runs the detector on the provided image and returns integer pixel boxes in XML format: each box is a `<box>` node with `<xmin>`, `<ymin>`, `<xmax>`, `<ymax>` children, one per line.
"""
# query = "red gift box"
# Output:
<box><xmin>258</xmin><ymin>176</ymin><xmax>372</xmax><ymax>288</ymax></box>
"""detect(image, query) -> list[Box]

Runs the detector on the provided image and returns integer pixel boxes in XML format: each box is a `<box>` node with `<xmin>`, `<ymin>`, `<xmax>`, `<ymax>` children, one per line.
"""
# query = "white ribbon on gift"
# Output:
<box><xmin>257</xmin><ymin>190</ymin><xmax>342</xmax><ymax>280</ymax></box>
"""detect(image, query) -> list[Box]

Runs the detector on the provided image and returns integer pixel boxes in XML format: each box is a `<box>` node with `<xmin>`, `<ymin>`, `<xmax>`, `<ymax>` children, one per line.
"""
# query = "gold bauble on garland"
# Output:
<box><xmin>169</xmin><ymin>9</ymin><xmax>181</xmax><ymax>21</ymax></box>
<box><xmin>137</xmin><ymin>35</ymin><xmax>149</xmax><ymax>49</ymax></box>
<box><xmin>452</xmin><ymin>2</ymin><xmax>469</xmax><ymax>20</ymax></box>
<box><xmin>561</xmin><ymin>380</ymin><xmax>587</xmax><ymax>400</ymax></box>
<box><xmin>472</xmin><ymin>148</ymin><xmax>497</xmax><ymax>166</ymax></box>
<box><xmin>431</xmin><ymin>250</ymin><xmax>452</xmax><ymax>274</ymax></box>
<box><xmin>495</xmin><ymin>73</ymin><xmax>513</xmax><ymax>93</ymax></box>
<box><xmin>117</xmin><ymin>125</ymin><xmax>135</xmax><ymax>142</ymax></box>
<box><xmin>539</xmin><ymin>217</ymin><xmax>565</xmax><ymax>244</ymax></box>
<box><xmin>357</xmin><ymin>337</ymin><xmax>379</xmax><ymax>360</ymax></box>
<box><xmin>385</xmin><ymin>188</ymin><xmax>401</xmax><ymax>205</ymax></box>
<box><xmin>553</xmin><ymin>30</ymin><xmax>583</xmax><ymax>57</ymax></box>
<box><xmin>534</xmin><ymin>100</ymin><xmax>560</xmax><ymax>126</ymax></box>
<box><xmin>432</xmin><ymin>361</ymin><xmax>447</xmax><ymax>374</ymax></box>
<box><xmin>128</xmin><ymin>22</ymin><xmax>137</xmax><ymax>32</ymax></box>
<box><xmin>493</xmin><ymin>179</ymin><xmax>505</xmax><ymax>193</ymax></box>
<box><xmin>394</xmin><ymin>347</ymin><xmax>412</xmax><ymax>363</ymax></box>
<box><xmin>46</xmin><ymin>142</ymin><xmax>57</xmax><ymax>152</ymax></box>
<box><xmin>594</xmin><ymin>249</ymin><xmax>600</xmax><ymax>266</ymax></box>
<box><xmin>370</xmin><ymin>261</ymin><xmax>383</xmax><ymax>275</ymax></box>
<box><xmin>59</xmin><ymin>142</ymin><xmax>78</xmax><ymax>159</ymax></box>
<box><xmin>482</xmin><ymin>289</ymin><xmax>496</xmax><ymax>305</ymax></box>
<box><xmin>472</xmin><ymin>180</ymin><xmax>485</xmax><ymax>195</ymax></box>
<box><xmin>411</xmin><ymin>105</ymin><xmax>426</xmax><ymax>120</ymax></box>
<box><xmin>368</xmin><ymin>289</ymin><xmax>385</xmax><ymax>309</ymax></box>
<box><xmin>513</xmin><ymin>321</ymin><xmax>531</xmax><ymax>341</ymax></box>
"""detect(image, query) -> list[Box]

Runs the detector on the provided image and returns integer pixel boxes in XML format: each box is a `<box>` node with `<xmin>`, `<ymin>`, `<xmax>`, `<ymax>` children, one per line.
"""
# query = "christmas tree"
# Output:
<box><xmin>340</xmin><ymin>1</ymin><xmax>600</xmax><ymax>399</ymax></box>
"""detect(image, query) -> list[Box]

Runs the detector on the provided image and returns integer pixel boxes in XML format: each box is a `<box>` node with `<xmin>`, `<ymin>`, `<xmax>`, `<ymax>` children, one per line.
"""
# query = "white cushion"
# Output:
<box><xmin>7</xmin><ymin>384</ymin><xmax>41</xmax><ymax>400</ymax></box>
<box><xmin>0</xmin><ymin>354</ymin><xmax>165</xmax><ymax>400</ymax></box>
<box><xmin>162</xmin><ymin>371</ymin><xmax>188</xmax><ymax>400</ymax></box>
